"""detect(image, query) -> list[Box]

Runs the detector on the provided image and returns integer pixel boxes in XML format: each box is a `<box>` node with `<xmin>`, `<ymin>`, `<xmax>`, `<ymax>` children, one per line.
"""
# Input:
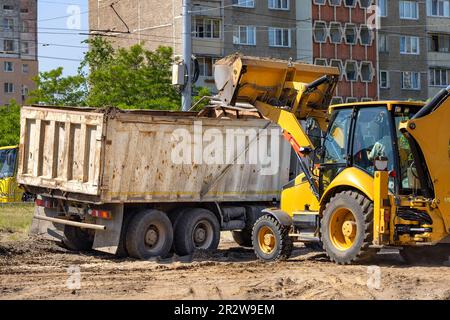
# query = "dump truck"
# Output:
<box><xmin>17</xmin><ymin>105</ymin><xmax>305</xmax><ymax>258</ymax></box>
<box><xmin>215</xmin><ymin>54</ymin><xmax>450</xmax><ymax>264</ymax></box>
<box><xmin>0</xmin><ymin>145</ymin><xmax>24</xmax><ymax>203</ymax></box>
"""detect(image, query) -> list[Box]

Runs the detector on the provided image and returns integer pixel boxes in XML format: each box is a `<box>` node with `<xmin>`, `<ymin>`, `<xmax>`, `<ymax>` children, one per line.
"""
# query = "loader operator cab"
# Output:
<box><xmin>321</xmin><ymin>102</ymin><xmax>423</xmax><ymax>195</ymax></box>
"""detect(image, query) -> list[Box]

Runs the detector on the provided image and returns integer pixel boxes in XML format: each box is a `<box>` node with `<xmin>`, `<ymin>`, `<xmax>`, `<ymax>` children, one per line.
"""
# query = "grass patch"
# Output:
<box><xmin>0</xmin><ymin>203</ymin><xmax>34</xmax><ymax>241</ymax></box>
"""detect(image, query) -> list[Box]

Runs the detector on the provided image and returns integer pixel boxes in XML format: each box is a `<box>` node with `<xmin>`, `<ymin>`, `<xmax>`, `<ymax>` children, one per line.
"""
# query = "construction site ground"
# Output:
<box><xmin>1</xmin><ymin>231</ymin><xmax>450</xmax><ymax>300</ymax></box>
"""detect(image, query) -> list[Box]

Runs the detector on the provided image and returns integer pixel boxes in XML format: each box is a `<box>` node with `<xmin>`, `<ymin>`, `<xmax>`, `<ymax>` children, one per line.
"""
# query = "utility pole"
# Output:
<box><xmin>182</xmin><ymin>0</ymin><xmax>192</xmax><ymax>111</ymax></box>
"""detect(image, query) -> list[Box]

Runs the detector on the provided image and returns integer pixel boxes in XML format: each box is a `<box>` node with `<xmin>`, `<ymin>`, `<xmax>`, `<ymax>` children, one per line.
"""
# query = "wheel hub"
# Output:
<box><xmin>342</xmin><ymin>221</ymin><xmax>356</xmax><ymax>238</ymax></box>
<box><xmin>192</xmin><ymin>220</ymin><xmax>214</xmax><ymax>249</ymax></box>
<box><xmin>264</xmin><ymin>234</ymin><xmax>274</xmax><ymax>246</ymax></box>
<box><xmin>145</xmin><ymin>227</ymin><xmax>159</xmax><ymax>247</ymax></box>
<box><xmin>194</xmin><ymin>227</ymin><xmax>206</xmax><ymax>243</ymax></box>
<box><xmin>258</xmin><ymin>226</ymin><xmax>276</xmax><ymax>254</ymax></box>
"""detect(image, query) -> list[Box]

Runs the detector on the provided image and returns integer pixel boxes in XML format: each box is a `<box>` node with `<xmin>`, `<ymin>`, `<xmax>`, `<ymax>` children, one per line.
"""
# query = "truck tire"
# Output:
<box><xmin>63</xmin><ymin>225</ymin><xmax>94</xmax><ymax>251</ymax></box>
<box><xmin>173</xmin><ymin>208</ymin><xmax>220</xmax><ymax>256</ymax></box>
<box><xmin>232</xmin><ymin>230</ymin><xmax>252</xmax><ymax>247</ymax></box>
<box><xmin>400</xmin><ymin>244</ymin><xmax>450</xmax><ymax>265</ymax></box>
<box><xmin>321</xmin><ymin>190</ymin><xmax>376</xmax><ymax>264</ymax></box>
<box><xmin>125</xmin><ymin>209</ymin><xmax>173</xmax><ymax>259</ymax></box>
<box><xmin>232</xmin><ymin>206</ymin><xmax>265</xmax><ymax>248</ymax></box>
<box><xmin>252</xmin><ymin>215</ymin><xmax>293</xmax><ymax>261</ymax></box>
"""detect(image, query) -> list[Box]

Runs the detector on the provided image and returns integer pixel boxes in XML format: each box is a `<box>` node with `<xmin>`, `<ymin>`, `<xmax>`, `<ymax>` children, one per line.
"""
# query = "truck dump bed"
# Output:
<box><xmin>17</xmin><ymin>106</ymin><xmax>291</xmax><ymax>204</ymax></box>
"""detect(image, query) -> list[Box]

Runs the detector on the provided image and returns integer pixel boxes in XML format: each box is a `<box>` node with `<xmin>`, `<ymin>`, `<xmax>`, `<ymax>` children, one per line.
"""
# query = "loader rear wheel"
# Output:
<box><xmin>321</xmin><ymin>190</ymin><xmax>376</xmax><ymax>264</ymax></box>
<box><xmin>126</xmin><ymin>209</ymin><xmax>173</xmax><ymax>259</ymax></box>
<box><xmin>252</xmin><ymin>215</ymin><xmax>293</xmax><ymax>261</ymax></box>
<box><xmin>173</xmin><ymin>208</ymin><xmax>220</xmax><ymax>256</ymax></box>
<box><xmin>63</xmin><ymin>225</ymin><xmax>94</xmax><ymax>251</ymax></box>
<box><xmin>400</xmin><ymin>244</ymin><xmax>450</xmax><ymax>265</ymax></box>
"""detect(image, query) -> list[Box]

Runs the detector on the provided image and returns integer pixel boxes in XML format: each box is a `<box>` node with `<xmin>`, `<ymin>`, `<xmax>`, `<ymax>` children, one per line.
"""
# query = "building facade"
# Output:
<box><xmin>0</xmin><ymin>0</ymin><xmax>38</xmax><ymax>106</ymax></box>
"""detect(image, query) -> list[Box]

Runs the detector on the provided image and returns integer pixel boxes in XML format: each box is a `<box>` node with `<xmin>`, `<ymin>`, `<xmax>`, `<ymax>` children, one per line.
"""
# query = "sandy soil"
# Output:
<box><xmin>0</xmin><ymin>233</ymin><xmax>449</xmax><ymax>300</ymax></box>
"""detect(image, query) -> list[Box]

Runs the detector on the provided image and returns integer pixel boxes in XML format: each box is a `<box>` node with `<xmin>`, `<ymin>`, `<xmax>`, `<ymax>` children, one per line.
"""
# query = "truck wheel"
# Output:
<box><xmin>321</xmin><ymin>190</ymin><xmax>376</xmax><ymax>264</ymax></box>
<box><xmin>125</xmin><ymin>209</ymin><xmax>173</xmax><ymax>259</ymax></box>
<box><xmin>232</xmin><ymin>206</ymin><xmax>265</xmax><ymax>247</ymax></box>
<box><xmin>63</xmin><ymin>225</ymin><xmax>94</xmax><ymax>251</ymax></box>
<box><xmin>400</xmin><ymin>244</ymin><xmax>450</xmax><ymax>265</ymax></box>
<box><xmin>252</xmin><ymin>215</ymin><xmax>293</xmax><ymax>261</ymax></box>
<box><xmin>232</xmin><ymin>230</ymin><xmax>252</xmax><ymax>247</ymax></box>
<box><xmin>173</xmin><ymin>208</ymin><xmax>220</xmax><ymax>256</ymax></box>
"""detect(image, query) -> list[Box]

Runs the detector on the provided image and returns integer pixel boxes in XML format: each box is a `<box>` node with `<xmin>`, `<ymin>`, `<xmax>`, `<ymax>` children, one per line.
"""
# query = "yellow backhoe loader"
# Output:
<box><xmin>214</xmin><ymin>54</ymin><xmax>450</xmax><ymax>264</ymax></box>
<box><xmin>0</xmin><ymin>145</ymin><xmax>23</xmax><ymax>203</ymax></box>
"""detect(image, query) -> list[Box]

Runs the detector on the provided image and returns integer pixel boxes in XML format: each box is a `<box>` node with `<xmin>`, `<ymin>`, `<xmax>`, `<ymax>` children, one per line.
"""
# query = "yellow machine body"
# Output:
<box><xmin>215</xmin><ymin>55</ymin><xmax>450</xmax><ymax>254</ymax></box>
<box><xmin>0</xmin><ymin>145</ymin><xmax>23</xmax><ymax>203</ymax></box>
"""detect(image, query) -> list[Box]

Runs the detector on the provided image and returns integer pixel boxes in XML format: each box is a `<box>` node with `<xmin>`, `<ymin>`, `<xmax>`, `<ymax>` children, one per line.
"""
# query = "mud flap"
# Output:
<box><xmin>30</xmin><ymin>206</ymin><xmax>64</xmax><ymax>241</ymax></box>
<box><xmin>92</xmin><ymin>204</ymin><xmax>124</xmax><ymax>254</ymax></box>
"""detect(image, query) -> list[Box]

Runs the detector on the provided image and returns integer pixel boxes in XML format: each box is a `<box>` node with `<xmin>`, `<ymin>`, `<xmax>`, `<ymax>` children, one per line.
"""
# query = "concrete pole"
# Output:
<box><xmin>182</xmin><ymin>0</ymin><xmax>192</xmax><ymax>111</ymax></box>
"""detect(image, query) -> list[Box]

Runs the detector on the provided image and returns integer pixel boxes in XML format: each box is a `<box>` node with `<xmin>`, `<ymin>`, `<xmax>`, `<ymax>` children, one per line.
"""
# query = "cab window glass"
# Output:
<box><xmin>352</xmin><ymin>107</ymin><xmax>394</xmax><ymax>176</ymax></box>
<box><xmin>323</xmin><ymin>109</ymin><xmax>352</xmax><ymax>164</ymax></box>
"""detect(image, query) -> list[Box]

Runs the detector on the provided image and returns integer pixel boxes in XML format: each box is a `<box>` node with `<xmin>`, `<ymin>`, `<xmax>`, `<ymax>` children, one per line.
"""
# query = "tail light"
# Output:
<box><xmin>88</xmin><ymin>209</ymin><xmax>112</xmax><ymax>220</ymax></box>
<box><xmin>35</xmin><ymin>198</ymin><xmax>55</xmax><ymax>209</ymax></box>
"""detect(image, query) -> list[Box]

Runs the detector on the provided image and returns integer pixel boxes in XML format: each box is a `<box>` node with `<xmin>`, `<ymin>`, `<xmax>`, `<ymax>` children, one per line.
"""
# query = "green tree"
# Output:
<box><xmin>0</xmin><ymin>101</ymin><xmax>21</xmax><ymax>146</ymax></box>
<box><xmin>27</xmin><ymin>67</ymin><xmax>87</xmax><ymax>106</ymax></box>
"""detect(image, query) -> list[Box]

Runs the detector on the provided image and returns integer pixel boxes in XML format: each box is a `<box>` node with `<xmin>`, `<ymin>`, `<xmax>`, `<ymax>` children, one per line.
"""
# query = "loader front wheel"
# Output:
<box><xmin>252</xmin><ymin>215</ymin><xmax>293</xmax><ymax>261</ymax></box>
<box><xmin>321</xmin><ymin>190</ymin><xmax>376</xmax><ymax>264</ymax></box>
<box><xmin>126</xmin><ymin>209</ymin><xmax>173</xmax><ymax>259</ymax></box>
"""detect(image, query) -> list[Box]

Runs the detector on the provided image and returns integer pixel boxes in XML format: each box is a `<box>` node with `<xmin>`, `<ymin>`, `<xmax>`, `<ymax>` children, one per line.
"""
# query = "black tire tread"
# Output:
<box><xmin>252</xmin><ymin>215</ymin><xmax>293</xmax><ymax>261</ymax></box>
<box><xmin>321</xmin><ymin>190</ymin><xmax>376</xmax><ymax>265</ymax></box>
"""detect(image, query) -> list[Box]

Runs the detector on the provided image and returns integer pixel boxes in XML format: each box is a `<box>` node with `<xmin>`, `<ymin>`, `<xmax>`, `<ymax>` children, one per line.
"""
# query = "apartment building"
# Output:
<box><xmin>426</xmin><ymin>0</ymin><xmax>450</xmax><ymax>98</ymax></box>
<box><xmin>0</xmin><ymin>0</ymin><xmax>38</xmax><ymax>106</ymax></box>
<box><xmin>377</xmin><ymin>0</ymin><xmax>428</xmax><ymax>101</ymax></box>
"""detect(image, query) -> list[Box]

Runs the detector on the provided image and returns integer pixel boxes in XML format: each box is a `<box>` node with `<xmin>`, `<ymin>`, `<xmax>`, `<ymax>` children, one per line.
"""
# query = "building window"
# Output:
<box><xmin>380</xmin><ymin>70</ymin><xmax>390</xmax><ymax>88</ymax></box>
<box><xmin>378</xmin><ymin>0</ymin><xmax>388</xmax><ymax>16</ymax></box>
<box><xmin>400</xmin><ymin>1</ymin><xmax>419</xmax><ymax>19</ymax></box>
<box><xmin>313</xmin><ymin>22</ymin><xmax>327</xmax><ymax>43</ymax></box>
<box><xmin>22</xmin><ymin>64</ymin><xmax>29</xmax><ymax>74</ymax></box>
<box><xmin>314</xmin><ymin>0</ymin><xmax>327</xmax><ymax>4</ymax></box>
<box><xmin>269</xmin><ymin>0</ymin><xmax>289</xmax><ymax>10</ymax></box>
<box><xmin>400</xmin><ymin>36</ymin><xmax>420</xmax><ymax>54</ymax></box>
<box><xmin>402</xmin><ymin>71</ymin><xmax>420</xmax><ymax>89</ymax></box>
<box><xmin>329</xmin><ymin>0</ymin><xmax>341</xmax><ymax>5</ymax></box>
<box><xmin>233</xmin><ymin>26</ymin><xmax>256</xmax><ymax>45</ymax></box>
<box><xmin>346</xmin><ymin>97</ymin><xmax>358</xmax><ymax>103</ymax></box>
<box><xmin>268</xmin><ymin>27</ymin><xmax>291</xmax><ymax>47</ymax></box>
<box><xmin>21</xmin><ymin>41</ymin><xmax>29</xmax><ymax>54</ymax></box>
<box><xmin>361</xmin><ymin>98</ymin><xmax>373</xmax><ymax>102</ymax></box>
<box><xmin>314</xmin><ymin>58</ymin><xmax>328</xmax><ymax>66</ymax></box>
<box><xmin>233</xmin><ymin>0</ymin><xmax>255</xmax><ymax>8</ymax></box>
<box><xmin>331</xmin><ymin>97</ymin><xmax>343</xmax><ymax>105</ymax></box>
<box><xmin>3</xmin><ymin>5</ymin><xmax>14</xmax><ymax>12</ymax></box>
<box><xmin>330</xmin><ymin>59</ymin><xmax>343</xmax><ymax>79</ymax></box>
<box><xmin>3</xmin><ymin>18</ymin><xmax>14</xmax><ymax>31</ymax></box>
<box><xmin>4</xmin><ymin>83</ymin><xmax>14</xmax><ymax>94</ymax></box>
<box><xmin>20</xmin><ymin>8</ymin><xmax>29</xmax><ymax>13</ymax></box>
<box><xmin>4</xmin><ymin>39</ymin><xmax>15</xmax><ymax>52</ymax></box>
<box><xmin>21</xmin><ymin>85</ymin><xmax>28</xmax><ymax>98</ymax></box>
<box><xmin>193</xmin><ymin>18</ymin><xmax>221</xmax><ymax>39</ymax></box>
<box><xmin>379</xmin><ymin>34</ymin><xmax>388</xmax><ymax>52</ymax></box>
<box><xmin>428</xmin><ymin>0</ymin><xmax>450</xmax><ymax>17</ymax></box>
<box><xmin>4</xmin><ymin>61</ymin><xmax>13</xmax><ymax>72</ymax></box>
<box><xmin>359</xmin><ymin>25</ymin><xmax>372</xmax><ymax>45</ymax></box>
<box><xmin>429</xmin><ymin>34</ymin><xmax>450</xmax><ymax>53</ymax></box>
<box><xmin>344</xmin><ymin>0</ymin><xmax>356</xmax><ymax>7</ymax></box>
<box><xmin>345</xmin><ymin>61</ymin><xmax>358</xmax><ymax>81</ymax></box>
<box><xmin>329</xmin><ymin>23</ymin><xmax>342</xmax><ymax>44</ymax></box>
<box><xmin>344</xmin><ymin>24</ymin><xmax>357</xmax><ymax>44</ymax></box>
<box><xmin>429</xmin><ymin>68</ymin><xmax>449</xmax><ymax>86</ymax></box>
<box><xmin>360</xmin><ymin>0</ymin><xmax>372</xmax><ymax>9</ymax></box>
<box><xmin>22</xmin><ymin>21</ymin><xmax>28</xmax><ymax>32</ymax></box>
<box><xmin>360</xmin><ymin>62</ymin><xmax>373</xmax><ymax>82</ymax></box>
<box><xmin>197</xmin><ymin>57</ymin><xmax>218</xmax><ymax>77</ymax></box>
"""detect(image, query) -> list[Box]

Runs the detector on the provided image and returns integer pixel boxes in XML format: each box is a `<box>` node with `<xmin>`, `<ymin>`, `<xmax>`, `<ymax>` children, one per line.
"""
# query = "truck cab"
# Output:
<box><xmin>0</xmin><ymin>145</ymin><xmax>23</xmax><ymax>203</ymax></box>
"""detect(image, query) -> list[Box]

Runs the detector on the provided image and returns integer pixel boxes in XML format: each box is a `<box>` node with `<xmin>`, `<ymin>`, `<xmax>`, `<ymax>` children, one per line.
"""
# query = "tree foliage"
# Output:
<box><xmin>0</xmin><ymin>101</ymin><xmax>21</xmax><ymax>146</ymax></box>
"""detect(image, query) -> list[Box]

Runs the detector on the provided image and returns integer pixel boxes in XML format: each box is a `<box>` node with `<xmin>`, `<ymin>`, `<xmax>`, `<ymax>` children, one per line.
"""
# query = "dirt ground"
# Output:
<box><xmin>0</xmin><ymin>232</ymin><xmax>449</xmax><ymax>300</ymax></box>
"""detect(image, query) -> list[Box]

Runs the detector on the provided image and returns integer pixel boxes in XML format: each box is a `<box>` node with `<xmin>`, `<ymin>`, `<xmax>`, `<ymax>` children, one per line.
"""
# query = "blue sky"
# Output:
<box><xmin>38</xmin><ymin>0</ymin><xmax>89</xmax><ymax>76</ymax></box>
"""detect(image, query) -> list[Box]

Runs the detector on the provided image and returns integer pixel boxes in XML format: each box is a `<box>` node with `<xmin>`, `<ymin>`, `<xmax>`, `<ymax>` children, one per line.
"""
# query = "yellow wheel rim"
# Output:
<box><xmin>329</xmin><ymin>208</ymin><xmax>357</xmax><ymax>251</ymax></box>
<box><xmin>258</xmin><ymin>226</ymin><xmax>277</xmax><ymax>254</ymax></box>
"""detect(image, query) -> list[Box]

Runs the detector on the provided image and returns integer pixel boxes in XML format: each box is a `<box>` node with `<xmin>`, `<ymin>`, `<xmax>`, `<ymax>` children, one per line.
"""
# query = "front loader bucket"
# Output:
<box><xmin>214</xmin><ymin>54</ymin><xmax>340</xmax><ymax>120</ymax></box>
